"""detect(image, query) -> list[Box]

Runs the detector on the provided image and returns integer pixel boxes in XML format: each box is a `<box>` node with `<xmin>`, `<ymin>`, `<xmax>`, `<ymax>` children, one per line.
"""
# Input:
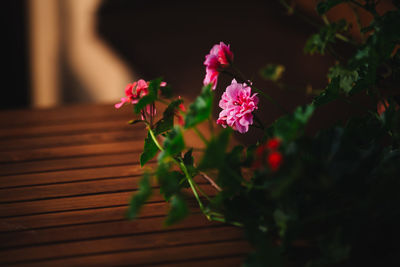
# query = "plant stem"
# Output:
<box><xmin>148</xmin><ymin>127</ymin><xmax>164</xmax><ymax>151</ymax></box>
<box><xmin>199</xmin><ymin>171</ymin><xmax>222</xmax><ymax>191</ymax></box>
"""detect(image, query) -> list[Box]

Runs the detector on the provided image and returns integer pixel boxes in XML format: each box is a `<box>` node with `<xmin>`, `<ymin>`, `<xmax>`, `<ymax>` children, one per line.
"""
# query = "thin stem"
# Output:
<box><xmin>199</xmin><ymin>171</ymin><xmax>222</xmax><ymax>192</ymax></box>
<box><xmin>209</xmin><ymin>215</ymin><xmax>244</xmax><ymax>227</ymax></box>
<box><xmin>148</xmin><ymin>128</ymin><xmax>164</xmax><ymax>151</ymax></box>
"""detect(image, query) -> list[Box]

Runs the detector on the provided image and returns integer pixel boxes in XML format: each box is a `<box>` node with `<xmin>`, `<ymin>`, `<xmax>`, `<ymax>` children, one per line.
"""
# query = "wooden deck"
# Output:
<box><xmin>0</xmin><ymin>104</ymin><xmax>249</xmax><ymax>266</ymax></box>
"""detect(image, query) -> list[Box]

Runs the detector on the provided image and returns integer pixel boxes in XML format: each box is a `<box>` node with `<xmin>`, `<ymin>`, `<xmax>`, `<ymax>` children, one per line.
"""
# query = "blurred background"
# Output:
<box><xmin>4</xmin><ymin>0</ymin><xmax>395</xmax><ymax>134</ymax></box>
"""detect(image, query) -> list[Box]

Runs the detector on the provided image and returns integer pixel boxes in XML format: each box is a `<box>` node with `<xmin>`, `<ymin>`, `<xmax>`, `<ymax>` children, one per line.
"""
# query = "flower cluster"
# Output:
<box><xmin>254</xmin><ymin>138</ymin><xmax>283</xmax><ymax>171</ymax></box>
<box><xmin>115</xmin><ymin>79</ymin><xmax>166</xmax><ymax>109</ymax></box>
<box><xmin>203</xmin><ymin>42</ymin><xmax>233</xmax><ymax>90</ymax></box>
<box><xmin>217</xmin><ymin>79</ymin><xmax>259</xmax><ymax>133</ymax></box>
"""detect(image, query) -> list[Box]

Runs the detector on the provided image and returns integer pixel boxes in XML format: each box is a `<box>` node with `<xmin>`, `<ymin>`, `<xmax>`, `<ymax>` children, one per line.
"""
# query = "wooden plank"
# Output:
<box><xmin>0</xmin><ymin>130</ymin><xmax>141</xmax><ymax>151</ymax></box>
<box><xmin>0</xmin><ymin>152</ymin><xmax>140</xmax><ymax>176</ymax></box>
<box><xmin>0</xmin><ymin>164</ymin><xmax>151</xmax><ymax>189</ymax></box>
<box><xmin>9</xmin><ymin>240</ymin><xmax>249</xmax><ymax>267</ymax></box>
<box><xmin>0</xmin><ymin>226</ymin><xmax>244</xmax><ymax>265</ymax></box>
<box><xmin>0</xmin><ymin>203</ymin><xmax>166</xmax><ymax>232</ymax></box>
<box><xmin>0</xmin><ymin>119</ymin><xmax>139</xmax><ymax>139</ymax></box>
<box><xmin>0</xmin><ymin>104</ymin><xmax>131</xmax><ymax>128</ymax></box>
<box><xmin>0</xmin><ymin>176</ymin><xmax>139</xmax><ymax>203</ymax></box>
<box><xmin>0</xmin><ymin>184</ymin><xmax>215</xmax><ymax>218</ymax></box>
<box><xmin>156</xmin><ymin>256</ymin><xmax>246</xmax><ymax>267</ymax></box>
<box><xmin>0</xmin><ymin>140</ymin><xmax>144</xmax><ymax>163</ymax></box>
<box><xmin>0</xmin><ymin>175</ymin><xmax>209</xmax><ymax>203</ymax></box>
<box><xmin>0</xmin><ymin>213</ymin><xmax>220</xmax><ymax>249</ymax></box>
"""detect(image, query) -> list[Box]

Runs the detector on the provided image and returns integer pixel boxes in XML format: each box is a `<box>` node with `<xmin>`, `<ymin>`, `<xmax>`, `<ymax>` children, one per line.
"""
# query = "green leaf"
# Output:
<box><xmin>154</xmin><ymin>98</ymin><xmax>183</xmax><ymax>135</ymax></box>
<box><xmin>127</xmin><ymin>172</ymin><xmax>152</xmax><ymax>220</ymax></box>
<box><xmin>156</xmin><ymin>162</ymin><xmax>184</xmax><ymax>201</ymax></box>
<box><xmin>128</xmin><ymin>119</ymin><xmax>146</xmax><ymax>125</ymax></box>
<box><xmin>134</xmin><ymin>77</ymin><xmax>163</xmax><ymax>114</ymax></box>
<box><xmin>313</xmin><ymin>77</ymin><xmax>340</xmax><ymax>106</ymax></box>
<box><xmin>271</xmin><ymin>105</ymin><xmax>315</xmax><ymax>141</ymax></box>
<box><xmin>198</xmin><ymin>128</ymin><xmax>231</xmax><ymax>170</ymax></box>
<box><xmin>304</xmin><ymin>20</ymin><xmax>347</xmax><ymax>55</ymax></box>
<box><xmin>259</xmin><ymin>64</ymin><xmax>285</xmax><ymax>81</ymax></box>
<box><xmin>316</xmin><ymin>0</ymin><xmax>346</xmax><ymax>15</ymax></box>
<box><xmin>328</xmin><ymin>65</ymin><xmax>359</xmax><ymax>94</ymax></box>
<box><xmin>160</xmin><ymin>85</ymin><xmax>173</xmax><ymax>98</ymax></box>
<box><xmin>140</xmin><ymin>132</ymin><xmax>159</xmax><ymax>166</ymax></box>
<box><xmin>158</xmin><ymin>127</ymin><xmax>185</xmax><ymax>162</ymax></box>
<box><xmin>164</xmin><ymin>194</ymin><xmax>188</xmax><ymax>226</ymax></box>
<box><xmin>184</xmin><ymin>84</ymin><xmax>213</xmax><ymax>128</ymax></box>
<box><xmin>183</xmin><ymin>148</ymin><xmax>198</xmax><ymax>177</ymax></box>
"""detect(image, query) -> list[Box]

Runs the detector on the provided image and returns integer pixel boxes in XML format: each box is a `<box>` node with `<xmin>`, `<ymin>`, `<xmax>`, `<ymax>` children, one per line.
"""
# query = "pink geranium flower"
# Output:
<box><xmin>115</xmin><ymin>79</ymin><xmax>166</xmax><ymax>120</ymax></box>
<box><xmin>115</xmin><ymin>79</ymin><xmax>167</xmax><ymax>109</ymax></box>
<box><xmin>217</xmin><ymin>79</ymin><xmax>258</xmax><ymax>133</ymax></box>
<box><xmin>203</xmin><ymin>42</ymin><xmax>233</xmax><ymax>90</ymax></box>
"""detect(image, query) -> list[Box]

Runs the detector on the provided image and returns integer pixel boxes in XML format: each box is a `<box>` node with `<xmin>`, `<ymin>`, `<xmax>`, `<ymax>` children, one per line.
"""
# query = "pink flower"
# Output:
<box><xmin>203</xmin><ymin>42</ymin><xmax>233</xmax><ymax>90</ymax></box>
<box><xmin>115</xmin><ymin>79</ymin><xmax>167</xmax><ymax>109</ymax></box>
<box><xmin>217</xmin><ymin>79</ymin><xmax>258</xmax><ymax>133</ymax></box>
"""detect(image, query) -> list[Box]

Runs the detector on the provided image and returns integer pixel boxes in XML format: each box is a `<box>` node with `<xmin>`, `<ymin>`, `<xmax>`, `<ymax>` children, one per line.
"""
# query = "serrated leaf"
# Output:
<box><xmin>134</xmin><ymin>77</ymin><xmax>163</xmax><ymax>114</ymax></box>
<box><xmin>198</xmin><ymin>128</ymin><xmax>231</xmax><ymax>170</ymax></box>
<box><xmin>259</xmin><ymin>64</ymin><xmax>285</xmax><ymax>81</ymax></box>
<box><xmin>127</xmin><ymin>172</ymin><xmax>152</xmax><ymax>220</ymax></box>
<box><xmin>184</xmin><ymin>84</ymin><xmax>213</xmax><ymax>128</ymax></box>
<box><xmin>158</xmin><ymin>127</ymin><xmax>185</xmax><ymax>162</ymax></box>
<box><xmin>164</xmin><ymin>194</ymin><xmax>188</xmax><ymax>226</ymax></box>
<box><xmin>154</xmin><ymin>98</ymin><xmax>183</xmax><ymax>135</ymax></box>
<box><xmin>140</xmin><ymin>132</ymin><xmax>159</xmax><ymax>166</ymax></box>
<box><xmin>328</xmin><ymin>65</ymin><xmax>359</xmax><ymax>94</ymax></box>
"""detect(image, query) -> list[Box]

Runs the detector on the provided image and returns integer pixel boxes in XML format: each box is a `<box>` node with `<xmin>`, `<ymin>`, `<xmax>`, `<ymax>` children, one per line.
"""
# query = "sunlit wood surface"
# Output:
<box><xmin>0</xmin><ymin>104</ymin><xmax>249</xmax><ymax>266</ymax></box>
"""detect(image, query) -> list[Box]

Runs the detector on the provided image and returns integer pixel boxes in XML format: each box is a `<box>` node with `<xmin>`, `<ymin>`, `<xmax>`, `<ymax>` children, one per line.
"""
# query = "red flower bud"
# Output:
<box><xmin>266</xmin><ymin>138</ymin><xmax>281</xmax><ymax>150</ymax></box>
<box><xmin>268</xmin><ymin>151</ymin><xmax>283</xmax><ymax>171</ymax></box>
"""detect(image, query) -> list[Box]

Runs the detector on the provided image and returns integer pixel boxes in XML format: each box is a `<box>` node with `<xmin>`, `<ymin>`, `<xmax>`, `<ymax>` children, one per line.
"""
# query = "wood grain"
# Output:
<box><xmin>0</xmin><ymin>104</ymin><xmax>247</xmax><ymax>266</ymax></box>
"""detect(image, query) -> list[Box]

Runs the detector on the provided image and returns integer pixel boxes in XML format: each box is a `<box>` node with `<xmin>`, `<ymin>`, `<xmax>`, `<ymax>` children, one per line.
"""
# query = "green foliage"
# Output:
<box><xmin>184</xmin><ymin>84</ymin><xmax>213</xmax><ymax>128</ymax></box>
<box><xmin>127</xmin><ymin>172</ymin><xmax>152</xmax><ymax>220</ymax></box>
<box><xmin>154</xmin><ymin>98</ymin><xmax>183</xmax><ymax>135</ymax></box>
<box><xmin>259</xmin><ymin>64</ymin><xmax>285</xmax><ymax>81</ymax></box>
<box><xmin>198</xmin><ymin>128</ymin><xmax>231</xmax><ymax>170</ymax></box>
<box><xmin>165</xmin><ymin>194</ymin><xmax>189</xmax><ymax>226</ymax></box>
<box><xmin>158</xmin><ymin>127</ymin><xmax>185</xmax><ymax>162</ymax></box>
<box><xmin>156</xmin><ymin>162</ymin><xmax>185</xmax><ymax>201</ymax></box>
<box><xmin>269</xmin><ymin>105</ymin><xmax>315</xmax><ymax>142</ymax></box>
<box><xmin>134</xmin><ymin>77</ymin><xmax>163</xmax><ymax>114</ymax></box>
<box><xmin>328</xmin><ymin>65</ymin><xmax>359</xmax><ymax>94</ymax></box>
<box><xmin>140</xmin><ymin>132</ymin><xmax>159</xmax><ymax>166</ymax></box>
<box><xmin>304</xmin><ymin>20</ymin><xmax>347</xmax><ymax>55</ymax></box>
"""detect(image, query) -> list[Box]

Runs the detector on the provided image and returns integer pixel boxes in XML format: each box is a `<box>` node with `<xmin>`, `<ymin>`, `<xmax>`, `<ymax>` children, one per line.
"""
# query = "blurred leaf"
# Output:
<box><xmin>304</xmin><ymin>20</ymin><xmax>347</xmax><ymax>55</ymax></box>
<box><xmin>164</xmin><ymin>194</ymin><xmax>189</xmax><ymax>226</ymax></box>
<box><xmin>328</xmin><ymin>65</ymin><xmax>359</xmax><ymax>94</ymax></box>
<box><xmin>158</xmin><ymin>127</ymin><xmax>185</xmax><ymax>161</ymax></box>
<box><xmin>184</xmin><ymin>84</ymin><xmax>213</xmax><ymax>128</ymax></box>
<box><xmin>134</xmin><ymin>77</ymin><xmax>163</xmax><ymax>114</ymax></box>
<box><xmin>128</xmin><ymin>119</ymin><xmax>146</xmax><ymax>125</ymax></box>
<box><xmin>198</xmin><ymin>128</ymin><xmax>231</xmax><ymax>170</ymax></box>
<box><xmin>259</xmin><ymin>64</ymin><xmax>285</xmax><ymax>81</ymax></box>
<box><xmin>160</xmin><ymin>85</ymin><xmax>173</xmax><ymax>98</ymax></box>
<box><xmin>127</xmin><ymin>172</ymin><xmax>152</xmax><ymax>220</ymax></box>
<box><xmin>271</xmin><ymin>105</ymin><xmax>315</xmax><ymax>141</ymax></box>
<box><xmin>140</xmin><ymin>132</ymin><xmax>159</xmax><ymax>166</ymax></box>
<box><xmin>313</xmin><ymin>77</ymin><xmax>340</xmax><ymax>106</ymax></box>
<box><xmin>157</xmin><ymin>162</ymin><xmax>184</xmax><ymax>201</ymax></box>
<box><xmin>316</xmin><ymin>0</ymin><xmax>346</xmax><ymax>15</ymax></box>
<box><xmin>154</xmin><ymin>98</ymin><xmax>183</xmax><ymax>135</ymax></box>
